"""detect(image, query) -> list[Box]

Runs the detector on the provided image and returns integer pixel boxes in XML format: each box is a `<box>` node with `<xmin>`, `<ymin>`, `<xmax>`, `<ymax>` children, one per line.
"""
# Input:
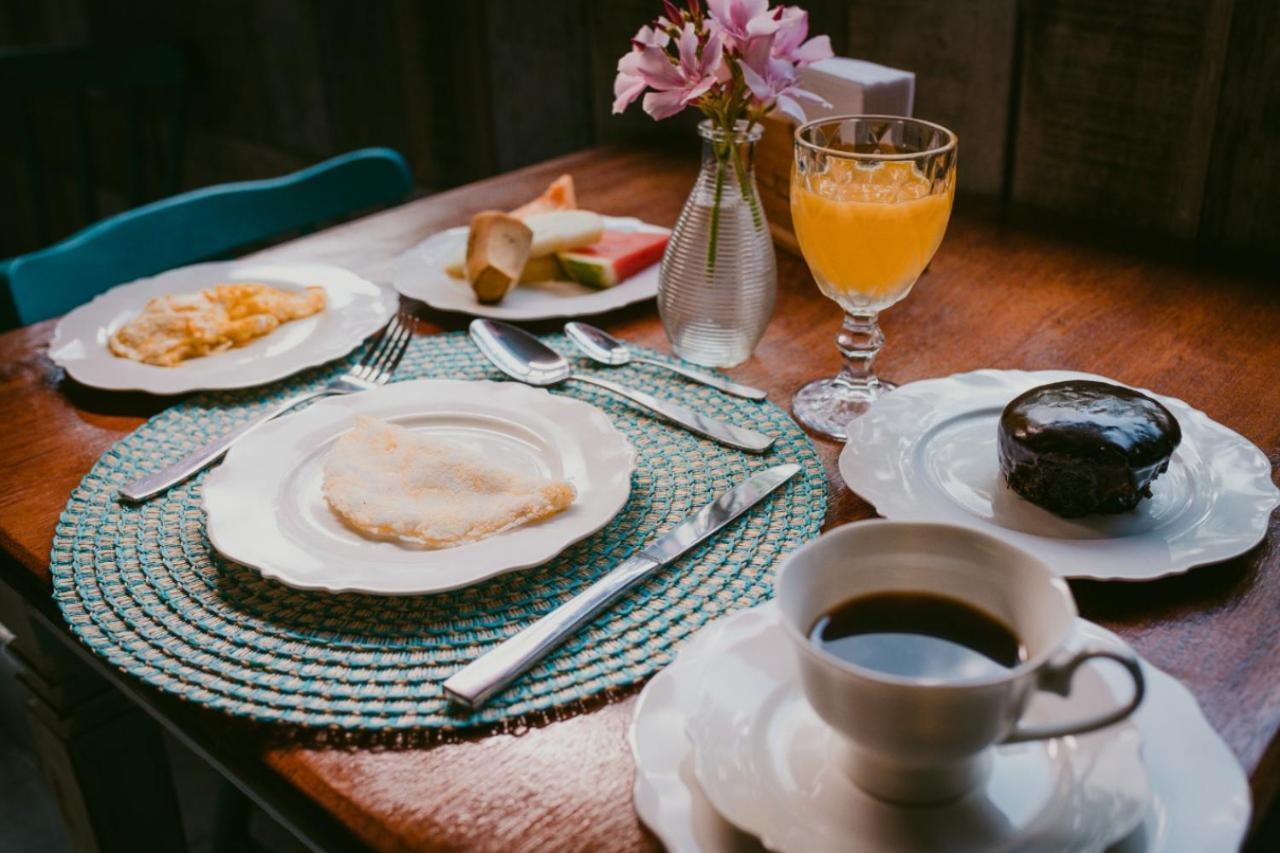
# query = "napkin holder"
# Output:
<box><xmin>757</xmin><ymin>58</ymin><xmax>916</xmax><ymax>255</ymax></box>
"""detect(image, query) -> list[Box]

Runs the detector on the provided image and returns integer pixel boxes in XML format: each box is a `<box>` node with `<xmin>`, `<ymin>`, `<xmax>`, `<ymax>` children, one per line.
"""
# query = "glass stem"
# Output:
<box><xmin>836</xmin><ymin>311</ymin><xmax>884</xmax><ymax>388</ymax></box>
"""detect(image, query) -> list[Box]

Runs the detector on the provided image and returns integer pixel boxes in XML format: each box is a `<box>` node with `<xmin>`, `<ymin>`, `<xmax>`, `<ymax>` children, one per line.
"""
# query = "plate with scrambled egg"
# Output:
<box><xmin>202</xmin><ymin>379</ymin><xmax>634</xmax><ymax>594</ymax></box>
<box><xmin>49</xmin><ymin>261</ymin><xmax>397</xmax><ymax>393</ymax></box>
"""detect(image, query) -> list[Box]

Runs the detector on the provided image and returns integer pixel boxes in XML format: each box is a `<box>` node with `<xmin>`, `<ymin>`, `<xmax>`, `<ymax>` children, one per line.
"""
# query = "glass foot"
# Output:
<box><xmin>792</xmin><ymin>376</ymin><xmax>897</xmax><ymax>441</ymax></box>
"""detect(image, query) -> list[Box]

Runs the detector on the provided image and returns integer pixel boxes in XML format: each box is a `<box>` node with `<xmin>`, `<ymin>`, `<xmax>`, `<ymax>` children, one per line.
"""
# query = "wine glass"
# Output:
<box><xmin>790</xmin><ymin>116</ymin><xmax>957</xmax><ymax>441</ymax></box>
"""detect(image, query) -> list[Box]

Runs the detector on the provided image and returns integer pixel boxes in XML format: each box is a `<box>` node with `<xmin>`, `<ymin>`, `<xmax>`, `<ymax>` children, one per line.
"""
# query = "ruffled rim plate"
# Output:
<box><xmin>838</xmin><ymin>369</ymin><xmax>1278</xmax><ymax>581</ymax></box>
<box><xmin>391</xmin><ymin>215</ymin><xmax>669</xmax><ymax>320</ymax></box>
<box><xmin>49</xmin><ymin>261</ymin><xmax>398</xmax><ymax>394</ymax></box>
<box><xmin>203</xmin><ymin>379</ymin><xmax>635</xmax><ymax>595</ymax></box>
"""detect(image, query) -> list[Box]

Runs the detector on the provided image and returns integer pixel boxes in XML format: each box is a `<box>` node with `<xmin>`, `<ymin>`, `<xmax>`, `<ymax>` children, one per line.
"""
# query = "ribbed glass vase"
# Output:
<box><xmin>657</xmin><ymin>120</ymin><xmax>777</xmax><ymax>368</ymax></box>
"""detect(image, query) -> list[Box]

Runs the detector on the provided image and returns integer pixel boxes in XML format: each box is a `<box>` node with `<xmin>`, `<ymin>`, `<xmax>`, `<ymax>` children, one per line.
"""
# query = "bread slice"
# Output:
<box><xmin>465</xmin><ymin>211</ymin><xmax>532</xmax><ymax>304</ymax></box>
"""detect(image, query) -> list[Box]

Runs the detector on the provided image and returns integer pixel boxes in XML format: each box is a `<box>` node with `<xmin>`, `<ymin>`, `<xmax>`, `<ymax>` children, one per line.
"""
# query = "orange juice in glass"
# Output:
<box><xmin>790</xmin><ymin>116</ymin><xmax>957</xmax><ymax>440</ymax></box>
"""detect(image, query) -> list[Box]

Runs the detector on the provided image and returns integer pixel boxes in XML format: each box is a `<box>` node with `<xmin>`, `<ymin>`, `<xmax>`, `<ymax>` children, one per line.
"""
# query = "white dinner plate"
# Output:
<box><xmin>391</xmin><ymin>215</ymin><xmax>668</xmax><ymax>320</ymax></box>
<box><xmin>49</xmin><ymin>261</ymin><xmax>398</xmax><ymax>394</ymax></box>
<box><xmin>202</xmin><ymin>379</ymin><xmax>634</xmax><ymax>594</ymax></box>
<box><xmin>631</xmin><ymin>605</ymin><xmax>1251</xmax><ymax>853</ymax></box>
<box><xmin>838</xmin><ymin>370</ymin><xmax>1279</xmax><ymax>581</ymax></box>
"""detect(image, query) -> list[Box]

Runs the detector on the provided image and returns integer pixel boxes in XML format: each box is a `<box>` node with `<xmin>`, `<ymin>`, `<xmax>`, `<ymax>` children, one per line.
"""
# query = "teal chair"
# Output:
<box><xmin>2</xmin><ymin>147</ymin><xmax>414</xmax><ymax>325</ymax></box>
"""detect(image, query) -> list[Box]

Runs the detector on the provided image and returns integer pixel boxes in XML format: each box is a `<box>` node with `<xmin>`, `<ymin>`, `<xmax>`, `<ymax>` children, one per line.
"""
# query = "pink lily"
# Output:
<box><xmin>739</xmin><ymin>33</ymin><xmax>829</xmax><ymax>123</ymax></box>
<box><xmin>706</xmin><ymin>0</ymin><xmax>779</xmax><ymax>49</ymax></box>
<box><xmin>636</xmin><ymin>23</ymin><xmax>726</xmax><ymax>120</ymax></box>
<box><xmin>612</xmin><ymin>24</ymin><xmax>673</xmax><ymax>114</ymax></box>
<box><xmin>770</xmin><ymin>6</ymin><xmax>833</xmax><ymax>66</ymax></box>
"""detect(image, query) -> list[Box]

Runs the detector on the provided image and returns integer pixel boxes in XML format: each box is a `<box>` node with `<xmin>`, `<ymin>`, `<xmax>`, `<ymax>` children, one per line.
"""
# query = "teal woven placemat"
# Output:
<box><xmin>50</xmin><ymin>331</ymin><xmax>826</xmax><ymax>729</ymax></box>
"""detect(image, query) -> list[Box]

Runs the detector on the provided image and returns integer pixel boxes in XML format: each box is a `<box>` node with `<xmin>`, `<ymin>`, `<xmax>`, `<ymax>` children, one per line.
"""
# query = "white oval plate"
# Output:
<box><xmin>391</xmin><ymin>215</ymin><xmax>668</xmax><ymax>320</ymax></box>
<box><xmin>838</xmin><ymin>370</ymin><xmax>1279</xmax><ymax>581</ymax></box>
<box><xmin>202</xmin><ymin>379</ymin><xmax>634</xmax><ymax>595</ymax></box>
<box><xmin>631</xmin><ymin>605</ymin><xmax>1251</xmax><ymax>853</ymax></box>
<box><xmin>49</xmin><ymin>261</ymin><xmax>398</xmax><ymax>394</ymax></box>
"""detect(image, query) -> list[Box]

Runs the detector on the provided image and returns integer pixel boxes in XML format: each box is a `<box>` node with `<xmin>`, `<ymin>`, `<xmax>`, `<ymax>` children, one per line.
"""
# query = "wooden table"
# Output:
<box><xmin>1</xmin><ymin>145</ymin><xmax>1277</xmax><ymax>851</ymax></box>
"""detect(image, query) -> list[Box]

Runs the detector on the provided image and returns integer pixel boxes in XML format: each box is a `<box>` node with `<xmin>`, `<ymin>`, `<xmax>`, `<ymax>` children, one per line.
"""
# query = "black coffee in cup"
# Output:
<box><xmin>808</xmin><ymin>591</ymin><xmax>1026</xmax><ymax>681</ymax></box>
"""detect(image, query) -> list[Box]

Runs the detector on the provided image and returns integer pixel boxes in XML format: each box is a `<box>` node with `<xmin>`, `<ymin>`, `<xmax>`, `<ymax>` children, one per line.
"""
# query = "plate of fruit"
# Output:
<box><xmin>391</xmin><ymin>175</ymin><xmax>670</xmax><ymax>320</ymax></box>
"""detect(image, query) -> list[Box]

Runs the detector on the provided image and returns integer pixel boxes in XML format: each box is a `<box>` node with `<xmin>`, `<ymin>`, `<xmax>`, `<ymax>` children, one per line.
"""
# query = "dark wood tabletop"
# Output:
<box><xmin>1</xmin><ymin>145</ymin><xmax>1278</xmax><ymax>851</ymax></box>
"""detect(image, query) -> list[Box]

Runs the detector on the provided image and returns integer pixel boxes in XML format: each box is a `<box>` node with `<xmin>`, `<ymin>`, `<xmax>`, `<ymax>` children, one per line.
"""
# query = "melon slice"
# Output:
<box><xmin>510</xmin><ymin>174</ymin><xmax>576</xmax><ymax>219</ymax></box>
<box><xmin>518</xmin><ymin>254</ymin><xmax>565</xmax><ymax>283</ymax></box>
<box><xmin>557</xmin><ymin>231</ymin><xmax>669</xmax><ymax>288</ymax></box>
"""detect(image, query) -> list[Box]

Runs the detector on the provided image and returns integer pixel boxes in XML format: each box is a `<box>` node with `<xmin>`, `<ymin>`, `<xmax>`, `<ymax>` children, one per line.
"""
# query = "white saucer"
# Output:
<box><xmin>631</xmin><ymin>605</ymin><xmax>1251</xmax><ymax>853</ymax></box>
<box><xmin>202</xmin><ymin>379</ymin><xmax>634</xmax><ymax>594</ymax></box>
<box><xmin>391</xmin><ymin>216</ymin><xmax>668</xmax><ymax>320</ymax></box>
<box><xmin>839</xmin><ymin>369</ymin><xmax>1279</xmax><ymax>580</ymax></box>
<box><xmin>49</xmin><ymin>261</ymin><xmax>398</xmax><ymax>394</ymax></box>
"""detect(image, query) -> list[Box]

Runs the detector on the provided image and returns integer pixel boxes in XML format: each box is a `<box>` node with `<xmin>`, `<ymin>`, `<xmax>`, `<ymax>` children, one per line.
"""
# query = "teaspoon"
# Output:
<box><xmin>469</xmin><ymin>319</ymin><xmax>774</xmax><ymax>454</ymax></box>
<box><xmin>564</xmin><ymin>322</ymin><xmax>767</xmax><ymax>401</ymax></box>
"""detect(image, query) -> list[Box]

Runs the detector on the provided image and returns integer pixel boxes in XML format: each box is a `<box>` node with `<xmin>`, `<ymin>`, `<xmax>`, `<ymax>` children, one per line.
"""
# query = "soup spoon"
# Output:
<box><xmin>564</xmin><ymin>322</ymin><xmax>767</xmax><ymax>401</ymax></box>
<box><xmin>469</xmin><ymin>319</ymin><xmax>774</xmax><ymax>454</ymax></box>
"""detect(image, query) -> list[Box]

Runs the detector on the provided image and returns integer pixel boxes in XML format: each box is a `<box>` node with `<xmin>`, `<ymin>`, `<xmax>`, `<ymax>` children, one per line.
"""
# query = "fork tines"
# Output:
<box><xmin>355</xmin><ymin>310</ymin><xmax>415</xmax><ymax>384</ymax></box>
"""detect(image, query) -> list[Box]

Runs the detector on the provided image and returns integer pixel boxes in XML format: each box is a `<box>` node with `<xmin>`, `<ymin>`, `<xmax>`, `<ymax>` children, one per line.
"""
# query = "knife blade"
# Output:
<box><xmin>442</xmin><ymin>463</ymin><xmax>801</xmax><ymax>709</ymax></box>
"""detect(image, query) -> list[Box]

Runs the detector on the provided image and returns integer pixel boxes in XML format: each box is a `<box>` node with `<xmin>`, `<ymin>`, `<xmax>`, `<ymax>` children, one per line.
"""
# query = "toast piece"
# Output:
<box><xmin>465</xmin><ymin>211</ymin><xmax>533</xmax><ymax>304</ymax></box>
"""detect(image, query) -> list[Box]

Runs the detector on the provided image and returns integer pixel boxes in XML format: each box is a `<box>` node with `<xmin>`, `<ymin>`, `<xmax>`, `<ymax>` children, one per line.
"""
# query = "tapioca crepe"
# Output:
<box><xmin>321</xmin><ymin>416</ymin><xmax>576</xmax><ymax>548</ymax></box>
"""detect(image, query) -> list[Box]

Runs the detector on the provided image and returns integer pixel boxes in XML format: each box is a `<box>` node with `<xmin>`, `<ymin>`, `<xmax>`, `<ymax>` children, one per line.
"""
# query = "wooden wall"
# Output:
<box><xmin>2</xmin><ymin>0</ymin><xmax>1277</xmax><ymax>266</ymax></box>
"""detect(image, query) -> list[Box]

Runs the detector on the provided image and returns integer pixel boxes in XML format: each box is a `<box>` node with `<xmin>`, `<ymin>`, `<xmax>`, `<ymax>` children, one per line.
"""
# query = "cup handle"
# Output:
<box><xmin>1002</xmin><ymin>645</ymin><xmax>1146</xmax><ymax>744</ymax></box>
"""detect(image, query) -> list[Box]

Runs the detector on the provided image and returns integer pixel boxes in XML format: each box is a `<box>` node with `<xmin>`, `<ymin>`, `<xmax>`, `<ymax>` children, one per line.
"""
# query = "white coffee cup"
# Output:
<box><xmin>776</xmin><ymin>520</ymin><xmax>1144</xmax><ymax>804</ymax></box>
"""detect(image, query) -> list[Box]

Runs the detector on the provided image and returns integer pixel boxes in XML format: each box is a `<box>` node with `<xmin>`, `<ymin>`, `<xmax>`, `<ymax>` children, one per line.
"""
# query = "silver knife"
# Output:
<box><xmin>442</xmin><ymin>463</ymin><xmax>802</xmax><ymax>709</ymax></box>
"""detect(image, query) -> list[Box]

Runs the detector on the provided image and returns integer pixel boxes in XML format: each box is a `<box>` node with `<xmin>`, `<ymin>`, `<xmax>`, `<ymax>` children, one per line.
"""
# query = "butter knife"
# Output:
<box><xmin>442</xmin><ymin>463</ymin><xmax>801</xmax><ymax>709</ymax></box>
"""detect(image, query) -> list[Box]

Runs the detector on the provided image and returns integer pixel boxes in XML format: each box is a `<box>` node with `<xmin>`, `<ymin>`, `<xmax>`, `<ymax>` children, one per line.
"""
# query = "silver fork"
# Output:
<box><xmin>118</xmin><ymin>310</ymin><xmax>417</xmax><ymax>502</ymax></box>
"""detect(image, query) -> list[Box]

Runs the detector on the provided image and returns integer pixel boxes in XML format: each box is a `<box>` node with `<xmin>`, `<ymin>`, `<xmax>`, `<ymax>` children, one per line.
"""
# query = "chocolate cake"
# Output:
<box><xmin>997</xmin><ymin>380</ymin><xmax>1181</xmax><ymax>517</ymax></box>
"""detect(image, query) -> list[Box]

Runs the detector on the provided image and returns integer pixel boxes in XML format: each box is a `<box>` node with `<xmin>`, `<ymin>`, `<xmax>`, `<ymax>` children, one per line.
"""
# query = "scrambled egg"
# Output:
<box><xmin>108</xmin><ymin>283</ymin><xmax>326</xmax><ymax>367</ymax></box>
<box><xmin>322</xmin><ymin>416</ymin><xmax>576</xmax><ymax>548</ymax></box>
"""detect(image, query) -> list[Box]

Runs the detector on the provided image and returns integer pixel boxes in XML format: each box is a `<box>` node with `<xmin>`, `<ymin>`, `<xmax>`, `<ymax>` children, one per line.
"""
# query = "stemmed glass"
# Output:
<box><xmin>790</xmin><ymin>116</ymin><xmax>957</xmax><ymax>441</ymax></box>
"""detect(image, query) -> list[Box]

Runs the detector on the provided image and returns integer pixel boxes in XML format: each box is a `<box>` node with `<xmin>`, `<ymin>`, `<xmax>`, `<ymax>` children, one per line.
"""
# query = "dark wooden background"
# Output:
<box><xmin>2</xmin><ymin>0</ymin><xmax>1278</xmax><ymax>267</ymax></box>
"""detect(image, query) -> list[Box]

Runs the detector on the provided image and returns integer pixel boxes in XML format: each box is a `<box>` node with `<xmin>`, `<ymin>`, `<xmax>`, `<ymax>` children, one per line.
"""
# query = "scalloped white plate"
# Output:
<box><xmin>203</xmin><ymin>379</ymin><xmax>634</xmax><ymax>595</ymax></box>
<box><xmin>391</xmin><ymin>215</ymin><xmax>668</xmax><ymax>320</ymax></box>
<box><xmin>631</xmin><ymin>605</ymin><xmax>1251</xmax><ymax>853</ymax></box>
<box><xmin>49</xmin><ymin>261</ymin><xmax>398</xmax><ymax>394</ymax></box>
<box><xmin>838</xmin><ymin>370</ymin><xmax>1278</xmax><ymax>581</ymax></box>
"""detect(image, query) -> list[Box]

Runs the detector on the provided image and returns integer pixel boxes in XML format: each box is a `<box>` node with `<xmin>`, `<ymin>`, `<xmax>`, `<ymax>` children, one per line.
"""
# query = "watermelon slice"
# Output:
<box><xmin>557</xmin><ymin>231</ymin><xmax>669</xmax><ymax>288</ymax></box>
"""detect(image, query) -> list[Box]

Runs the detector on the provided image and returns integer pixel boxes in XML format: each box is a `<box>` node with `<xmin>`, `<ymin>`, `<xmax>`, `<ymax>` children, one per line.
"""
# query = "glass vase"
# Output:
<box><xmin>657</xmin><ymin>120</ymin><xmax>777</xmax><ymax>368</ymax></box>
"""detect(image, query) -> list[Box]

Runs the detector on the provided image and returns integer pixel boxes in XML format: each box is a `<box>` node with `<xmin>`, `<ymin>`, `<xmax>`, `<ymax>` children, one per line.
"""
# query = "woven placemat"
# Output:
<box><xmin>50</xmin><ymin>331</ymin><xmax>826</xmax><ymax>730</ymax></box>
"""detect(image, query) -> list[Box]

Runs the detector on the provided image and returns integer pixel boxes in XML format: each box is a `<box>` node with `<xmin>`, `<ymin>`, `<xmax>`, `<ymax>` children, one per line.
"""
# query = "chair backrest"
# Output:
<box><xmin>4</xmin><ymin>147</ymin><xmax>414</xmax><ymax>324</ymax></box>
<box><xmin>0</xmin><ymin>43</ymin><xmax>188</xmax><ymax>253</ymax></box>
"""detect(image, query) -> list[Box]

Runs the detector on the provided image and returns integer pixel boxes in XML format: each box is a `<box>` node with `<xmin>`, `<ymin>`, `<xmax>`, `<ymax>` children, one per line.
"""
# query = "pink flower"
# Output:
<box><xmin>633</xmin><ymin>22</ymin><xmax>672</xmax><ymax>50</ymax></box>
<box><xmin>611</xmin><ymin>2</ymin><xmax>832</xmax><ymax>124</ymax></box>
<box><xmin>612</xmin><ymin>24</ymin><xmax>671</xmax><ymax>114</ymax></box>
<box><xmin>706</xmin><ymin>0</ymin><xmax>777</xmax><ymax>49</ymax></box>
<box><xmin>632</xmin><ymin>23</ymin><xmax>726</xmax><ymax>121</ymax></box>
<box><xmin>739</xmin><ymin>33</ymin><xmax>828</xmax><ymax>123</ymax></box>
<box><xmin>770</xmin><ymin>6</ymin><xmax>832</xmax><ymax>66</ymax></box>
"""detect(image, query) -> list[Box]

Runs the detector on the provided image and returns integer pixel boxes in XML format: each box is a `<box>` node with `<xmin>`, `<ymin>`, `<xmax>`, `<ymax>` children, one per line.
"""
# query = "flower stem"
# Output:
<box><xmin>731</xmin><ymin>129</ymin><xmax>763</xmax><ymax>231</ymax></box>
<box><xmin>707</xmin><ymin>145</ymin><xmax>726</xmax><ymax>272</ymax></box>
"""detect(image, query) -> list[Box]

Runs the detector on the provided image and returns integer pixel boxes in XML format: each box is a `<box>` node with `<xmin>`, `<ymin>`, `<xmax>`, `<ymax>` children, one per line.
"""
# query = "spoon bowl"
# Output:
<box><xmin>470</xmin><ymin>317</ymin><xmax>571</xmax><ymax>386</ymax></box>
<box><xmin>564</xmin><ymin>322</ymin><xmax>633</xmax><ymax>366</ymax></box>
<box><xmin>564</xmin><ymin>322</ymin><xmax>768</xmax><ymax>401</ymax></box>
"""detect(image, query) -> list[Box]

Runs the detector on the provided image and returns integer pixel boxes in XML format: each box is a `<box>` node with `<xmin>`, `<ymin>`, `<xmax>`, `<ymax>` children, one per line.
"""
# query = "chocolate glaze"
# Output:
<box><xmin>998</xmin><ymin>380</ymin><xmax>1181</xmax><ymax>517</ymax></box>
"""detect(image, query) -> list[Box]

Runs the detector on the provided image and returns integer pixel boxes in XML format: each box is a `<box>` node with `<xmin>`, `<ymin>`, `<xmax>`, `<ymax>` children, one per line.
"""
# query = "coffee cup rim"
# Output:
<box><xmin>776</xmin><ymin>520</ymin><xmax>1078</xmax><ymax>689</ymax></box>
